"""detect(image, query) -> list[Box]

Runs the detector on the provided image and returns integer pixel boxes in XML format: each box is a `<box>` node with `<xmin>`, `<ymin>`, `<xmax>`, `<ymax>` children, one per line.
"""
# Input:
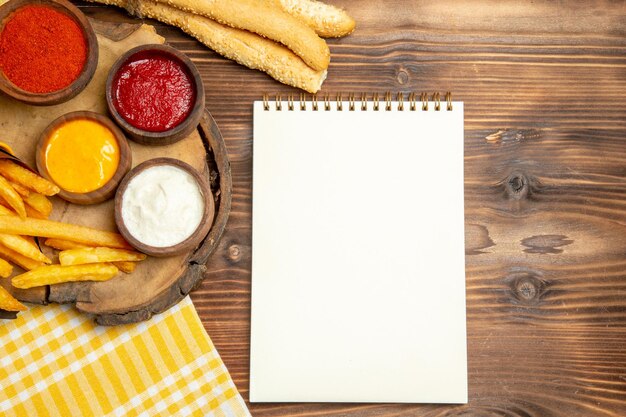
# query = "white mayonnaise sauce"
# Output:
<box><xmin>121</xmin><ymin>165</ymin><xmax>205</xmax><ymax>248</ymax></box>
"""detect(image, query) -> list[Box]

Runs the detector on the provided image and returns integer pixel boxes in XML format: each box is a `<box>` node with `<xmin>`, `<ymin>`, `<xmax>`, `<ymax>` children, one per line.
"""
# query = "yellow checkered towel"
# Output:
<box><xmin>0</xmin><ymin>297</ymin><xmax>251</xmax><ymax>417</ymax></box>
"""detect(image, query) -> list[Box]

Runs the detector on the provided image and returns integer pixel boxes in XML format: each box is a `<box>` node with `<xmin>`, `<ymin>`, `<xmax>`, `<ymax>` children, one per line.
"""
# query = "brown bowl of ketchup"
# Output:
<box><xmin>105</xmin><ymin>44</ymin><xmax>205</xmax><ymax>146</ymax></box>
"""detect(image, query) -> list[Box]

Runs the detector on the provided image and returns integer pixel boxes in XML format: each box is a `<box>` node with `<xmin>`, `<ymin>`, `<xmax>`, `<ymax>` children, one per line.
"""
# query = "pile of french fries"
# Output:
<box><xmin>0</xmin><ymin>159</ymin><xmax>147</xmax><ymax>313</ymax></box>
<box><xmin>87</xmin><ymin>0</ymin><xmax>356</xmax><ymax>93</ymax></box>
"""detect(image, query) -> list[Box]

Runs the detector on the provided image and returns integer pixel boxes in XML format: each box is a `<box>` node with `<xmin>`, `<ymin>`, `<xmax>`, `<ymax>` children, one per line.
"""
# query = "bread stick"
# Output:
<box><xmin>151</xmin><ymin>0</ymin><xmax>330</xmax><ymax>71</ymax></box>
<box><xmin>88</xmin><ymin>0</ymin><xmax>327</xmax><ymax>92</ymax></box>
<box><xmin>277</xmin><ymin>0</ymin><xmax>355</xmax><ymax>38</ymax></box>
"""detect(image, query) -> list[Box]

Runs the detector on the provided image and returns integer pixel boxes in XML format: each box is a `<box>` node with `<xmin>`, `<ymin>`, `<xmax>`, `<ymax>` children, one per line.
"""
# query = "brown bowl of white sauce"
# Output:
<box><xmin>114</xmin><ymin>158</ymin><xmax>214</xmax><ymax>257</ymax></box>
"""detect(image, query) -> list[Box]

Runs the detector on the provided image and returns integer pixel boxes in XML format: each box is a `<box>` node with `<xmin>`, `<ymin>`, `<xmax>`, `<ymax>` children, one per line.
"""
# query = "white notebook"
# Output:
<box><xmin>250</xmin><ymin>94</ymin><xmax>467</xmax><ymax>403</ymax></box>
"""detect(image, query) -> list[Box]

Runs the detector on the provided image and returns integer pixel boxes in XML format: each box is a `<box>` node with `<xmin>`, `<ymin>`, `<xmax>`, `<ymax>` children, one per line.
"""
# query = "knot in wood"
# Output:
<box><xmin>506</xmin><ymin>270</ymin><xmax>548</xmax><ymax>305</ymax></box>
<box><xmin>396</xmin><ymin>68</ymin><xmax>409</xmax><ymax>85</ymax></box>
<box><xmin>507</xmin><ymin>172</ymin><xmax>527</xmax><ymax>198</ymax></box>
<box><xmin>509</xmin><ymin>175</ymin><xmax>525</xmax><ymax>192</ymax></box>
<box><xmin>228</xmin><ymin>244</ymin><xmax>241</xmax><ymax>261</ymax></box>
<box><xmin>516</xmin><ymin>280</ymin><xmax>537</xmax><ymax>300</ymax></box>
<box><xmin>502</xmin><ymin>171</ymin><xmax>536</xmax><ymax>200</ymax></box>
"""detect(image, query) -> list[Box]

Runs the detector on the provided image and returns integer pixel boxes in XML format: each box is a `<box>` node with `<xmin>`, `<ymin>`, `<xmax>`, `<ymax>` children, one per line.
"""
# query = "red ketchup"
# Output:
<box><xmin>111</xmin><ymin>51</ymin><xmax>195</xmax><ymax>132</ymax></box>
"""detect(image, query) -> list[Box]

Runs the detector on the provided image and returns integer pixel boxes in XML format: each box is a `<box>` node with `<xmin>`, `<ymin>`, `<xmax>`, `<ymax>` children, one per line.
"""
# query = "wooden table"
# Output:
<box><xmin>79</xmin><ymin>1</ymin><xmax>626</xmax><ymax>415</ymax></box>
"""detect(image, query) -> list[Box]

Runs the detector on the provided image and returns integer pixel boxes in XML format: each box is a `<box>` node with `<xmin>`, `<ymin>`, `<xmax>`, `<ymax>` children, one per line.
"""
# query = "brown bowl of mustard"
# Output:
<box><xmin>36</xmin><ymin>111</ymin><xmax>132</xmax><ymax>205</ymax></box>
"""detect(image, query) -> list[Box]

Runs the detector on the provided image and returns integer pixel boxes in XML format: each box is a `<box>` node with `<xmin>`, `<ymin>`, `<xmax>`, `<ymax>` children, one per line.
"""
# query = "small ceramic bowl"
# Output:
<box><xmin>0</xmin><ymin>0</ymin><xmax>98</xmax><ymax>106</ymax></box>
<box><xmin>36</xmin><ymin>111</ymin><xmax>132</xmax><ymax>205</ymax></box>
<box><xmin>114</xmin><ymin>158</ymin><xmax>215</xmax><ymax>257</ymax></box>
<box><xmin>106</xmin><ymin>44</ymin><xmax>205</xmax><ymax>146</ymax></box>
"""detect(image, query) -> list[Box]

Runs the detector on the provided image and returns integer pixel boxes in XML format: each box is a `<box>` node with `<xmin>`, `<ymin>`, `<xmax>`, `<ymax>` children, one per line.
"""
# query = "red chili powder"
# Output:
<box><xmin>0</xmin><ymin>5</ymin><xmax>87</xmax><ymax>93</ymax></box>
<box><xmin>112</xmin><ymin>51</ymin><xmax>195</xmax><ymax>132</ymax></box>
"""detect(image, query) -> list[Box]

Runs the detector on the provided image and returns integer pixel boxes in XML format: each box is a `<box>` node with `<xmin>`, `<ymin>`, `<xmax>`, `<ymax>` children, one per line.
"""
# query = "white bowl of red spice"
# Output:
<box><xmin>106</xmin><ymin>44</ymin><xmax>205</xmax><ymax>146</ymax></box>
<box><xmin>114</xmin><ymin>158</ymin><xmax>215</xmax><ymax>257</ymax></box>
<box><xmin>0</xmin><ymin>0</ymin><xmax>98</xmax><ymax>106</ymax></box>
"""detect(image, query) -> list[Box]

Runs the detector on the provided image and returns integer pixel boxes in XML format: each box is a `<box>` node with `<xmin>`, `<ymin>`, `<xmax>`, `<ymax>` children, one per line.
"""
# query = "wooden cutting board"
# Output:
<box><xmin>0</xmin><ymin>19</ymin><xmax>231</xmax><ymax>325</ymax></box>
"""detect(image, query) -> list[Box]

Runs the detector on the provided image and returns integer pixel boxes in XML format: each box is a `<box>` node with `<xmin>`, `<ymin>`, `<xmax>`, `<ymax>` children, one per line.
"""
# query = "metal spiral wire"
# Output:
<box><xmin>263</xmin><ymin>92</ymin><xmax>453</xmax><ymax>111</ymax></box>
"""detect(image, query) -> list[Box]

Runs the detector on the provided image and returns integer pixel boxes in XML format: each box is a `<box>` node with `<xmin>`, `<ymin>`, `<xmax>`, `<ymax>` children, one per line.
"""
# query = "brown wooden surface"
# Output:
<box><xmin>78</xmin><ymin>1</ymin><xmax>626</xmax><ymax>415</ymax></box>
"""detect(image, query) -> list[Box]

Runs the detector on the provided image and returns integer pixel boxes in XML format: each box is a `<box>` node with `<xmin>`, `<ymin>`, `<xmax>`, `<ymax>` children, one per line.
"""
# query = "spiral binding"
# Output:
<box><xmin>262</xmin><ymin>92</ymin><xmax>453</xmax><ymax>112</ymax></box>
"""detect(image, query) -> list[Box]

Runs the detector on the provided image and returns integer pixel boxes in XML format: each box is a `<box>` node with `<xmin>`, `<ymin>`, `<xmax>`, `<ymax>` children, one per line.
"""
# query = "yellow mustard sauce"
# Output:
<box><xmin>44</xmin><ymin>119</ymin><xmax>120</xmax><ymax>194</ymax></box>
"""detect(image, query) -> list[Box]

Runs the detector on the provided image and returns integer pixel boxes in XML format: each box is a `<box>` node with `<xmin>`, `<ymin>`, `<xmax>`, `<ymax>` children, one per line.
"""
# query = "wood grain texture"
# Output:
<box><xmin>77</xmin><ymin>0</ymin><xmax>626</xmax><ymax>415</ymax></box>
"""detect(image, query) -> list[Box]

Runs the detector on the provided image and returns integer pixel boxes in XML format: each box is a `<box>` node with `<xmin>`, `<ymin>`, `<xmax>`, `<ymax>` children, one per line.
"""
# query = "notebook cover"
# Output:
<box><xmin>250</xmin><ymin>99</ymin><xmax>467</xmax><ymax>403</ymax></box>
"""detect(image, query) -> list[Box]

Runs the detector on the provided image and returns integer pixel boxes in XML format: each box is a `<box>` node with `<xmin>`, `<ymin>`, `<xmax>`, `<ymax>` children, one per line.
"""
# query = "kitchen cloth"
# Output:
<box><xmin>0</xmin><ymin>296</ymin><xmax>250</xmax><ymax>417</ymax></box>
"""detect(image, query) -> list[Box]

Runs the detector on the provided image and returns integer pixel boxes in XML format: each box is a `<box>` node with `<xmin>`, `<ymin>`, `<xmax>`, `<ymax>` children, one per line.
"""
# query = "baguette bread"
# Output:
<box><xmin>151</xmin><ymin>0</ymin><xmax>330</xmax><ymax>71</ymax></box>
<box><xmin>87</xmin><ymin>0</ymin><xmax>327</xmax><ymax>92</ymax></box>
<box><xmin>278</xmin><ymin>0</ymin><xmax>355</xmax><ymax>38</ymax></box>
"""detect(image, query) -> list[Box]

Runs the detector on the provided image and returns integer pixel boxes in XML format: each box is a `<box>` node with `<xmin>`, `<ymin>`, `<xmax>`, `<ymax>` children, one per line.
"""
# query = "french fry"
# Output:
<box><xmin>0</xmin><ymin>205</ymin><xmax>47</xmax><ymax>263</ymax></box>
<box><xmin>0</xmin><ymin>216</ymin><xmax>132</xmax><ymax>249</ymax></box>
<box><xmin>0</xmin><ymin>203</ymin><xmax>12</xmax><ymax>216</ymax></box>
<box><xmin>114</xmin><ymin>261</ymin><xmax>136</xmax><ymax>273</ymax></box>
<box><xmin>0</xmin><ymin>200</ymin><xmax>42</xmax><ymax>220</ymax></box>
<box><xmin>12</xmin><ymin>264</ymin><xmax>119</xmax><ymax>289</ymax></box>
<box><xmin>0</xmin><ymin>174</ymin><xmax>25</xmax><ymax>218</ymax></box>
<box><xmin>277</xmin><ymin>0</ymin><xmax>356</xmax><ymax>38</ymax></box>
<box><xmin>44</xmin><ymin>238</ymin><xmax>87</xmax><ymax>251</ymax></box>
<box><xmin>0</xmin><ymin>234</ymin><xmax>51</xmax><ymax>264</ymax></box>
<box><xmin>0</xmin><ymin>285</ymin><xmax>26</xmax><ymax>311</ymax></box>
<box><xmin>0</xmin><ymin>257</ymin><xmax>13</xmax><ymax>278</ymax></box>
<box><xmin>45</xmin><ymin>239</ymin><xmax>139</xmax><ymax>274</ymax></box>
<box><xmin>8</xmin><ymin>180</ymin><xmax>30</xmax><ymax>198</ymax></box>
<box><xmin>60</xmin><ymin>247</ymin><xmax>146</xmax><ymax>266</ymax></box>
<box><xmin>0</xmin><ymin>160</ymin><xmax>60</xmax><ymax>196</ymax></box>
<box><xmin>24</xmin><ymin>193</ymin><xmax>52</xmax><ymax>217</ymax></box>
<box><xmin>0</xmin><ymin>244</ymin><xmax>45</xmax><ymax>271</ymax></box>
<box><xmin>25</xmin><ymin>205</ymin><xmax>47</xmax><ymax>219</ymax></box>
